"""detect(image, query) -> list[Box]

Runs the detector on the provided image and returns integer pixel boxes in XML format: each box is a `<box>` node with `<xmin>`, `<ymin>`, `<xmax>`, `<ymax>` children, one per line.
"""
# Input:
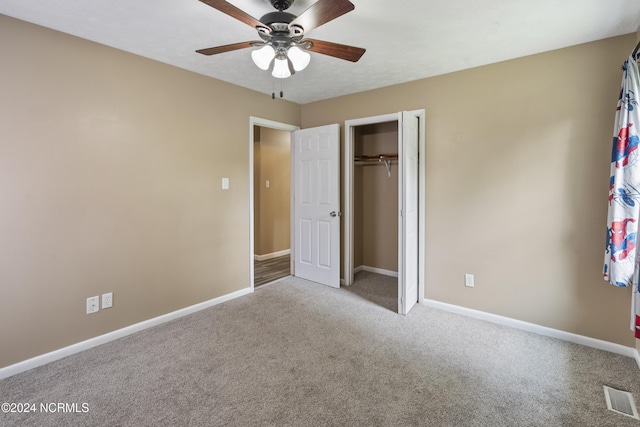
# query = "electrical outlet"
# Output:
<box><xmin>86</xmin><ymin>296</ymin><xmax>99</xmax><ymax>314</ymax></box>
<box><xmin>465</xmin><ymin>274</ymin><xmax>475</xmax><ymax>288</ymax></box>
<box><xmin>102</xmin><ymin>292</ymin><xmax>113</xmax><ymax>309</ymax></box>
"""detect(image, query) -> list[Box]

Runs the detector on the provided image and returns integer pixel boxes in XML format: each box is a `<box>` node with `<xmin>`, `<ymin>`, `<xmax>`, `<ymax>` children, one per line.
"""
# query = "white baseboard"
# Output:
<box><xmin>422</xmin><ymin>299</ymin><xmax>639</xmax><ymax>360</ymax></box>
<box><xmin>0</xmin><ymin>287</ymin><xmax>252</xmax><ymax>380</ymax></box>
<box><xmin>254</xmin><ymin>249</ymin><xmax>290</xmax><ymax>262</ymax></box>
<box><xmin>354</xmin><ymin>265</ymin><xmax>398</xmax><ymax>278</ymax></box>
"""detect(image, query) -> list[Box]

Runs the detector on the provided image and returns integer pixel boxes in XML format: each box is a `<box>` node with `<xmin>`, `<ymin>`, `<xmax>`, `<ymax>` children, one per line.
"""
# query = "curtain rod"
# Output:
<box><xmin>621</xmin><ymin>41</ymin><xmax>640</xmax><ymax>70</ymax></box>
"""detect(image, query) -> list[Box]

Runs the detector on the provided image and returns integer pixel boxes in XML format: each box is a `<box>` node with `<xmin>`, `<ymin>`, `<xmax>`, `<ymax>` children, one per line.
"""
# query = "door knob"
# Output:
<box><xmin>330</xmin><ymin>211</ymin><xmax>341</xmax><ymax>217</ymax></box>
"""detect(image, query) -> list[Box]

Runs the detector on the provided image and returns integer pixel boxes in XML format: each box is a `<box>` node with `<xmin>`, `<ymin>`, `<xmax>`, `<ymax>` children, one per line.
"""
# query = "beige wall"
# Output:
<box><xmin>354</xmin><ymin>122</ymin><xmax>399</xmax><ymax>272</ymax></box>
<box><xmin>302</xmin><ymin>34</ymin><xmax>637</xmax><ymax>347</ymax></box>
<box><xmin>254</xmin><ymin>127</ymin><xmax>290</xmax><ymax>256</ymax></box>
<box><xmin>0</xmin><ymin>15</ymin><xmax>300</xmax><ymax>369</ymax></box>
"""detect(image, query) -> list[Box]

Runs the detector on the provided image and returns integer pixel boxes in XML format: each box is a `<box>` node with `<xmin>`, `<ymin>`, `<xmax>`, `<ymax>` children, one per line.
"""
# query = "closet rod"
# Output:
<box><xmin>353</xmin><ymin>154</ymin><xmax>398</xmax><ymax>163</ymax></box>
<box><xmin>354</xmin><ymin>154</ymin><xmax>398</xmax><ymax>177</ymax></box>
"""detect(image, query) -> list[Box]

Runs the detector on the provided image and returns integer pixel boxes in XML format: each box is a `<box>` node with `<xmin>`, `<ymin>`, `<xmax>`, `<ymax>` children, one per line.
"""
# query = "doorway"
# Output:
<box><xmin>344</xmin><ymin>111</ymin><xmax>426</xmax><ymax>314</ymax></box>
<box><xmin>249</xmin><ymin>117</ymin><xmax>299</xmax><ymax>290</ymax></box>
<box><xmin>349</xmin><ymin>120</ymin><xmax>400</xmax><ymax>311</ymax></box>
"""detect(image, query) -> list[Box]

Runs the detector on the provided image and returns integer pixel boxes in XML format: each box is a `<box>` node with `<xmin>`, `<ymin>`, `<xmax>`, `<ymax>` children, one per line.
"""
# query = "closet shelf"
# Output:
<box><xmin>354</xmin><ymin>154</ymin><xmax>398</xmax><ymax>177</ymax></box>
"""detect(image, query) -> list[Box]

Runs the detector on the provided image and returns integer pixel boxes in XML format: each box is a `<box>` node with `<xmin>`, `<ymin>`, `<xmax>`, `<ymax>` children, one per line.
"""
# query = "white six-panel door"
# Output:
<box><xmin>293</xmin><ymin>124</ymin><xmax>341</xmax><ymax>288</ymax></box>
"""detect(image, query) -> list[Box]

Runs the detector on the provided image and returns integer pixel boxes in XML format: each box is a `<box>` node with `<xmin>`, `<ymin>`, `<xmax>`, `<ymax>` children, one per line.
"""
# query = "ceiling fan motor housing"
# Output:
<box><xmin>259</xmin><ymin>10</ymin><xmax>304</xmax><ymax>47</ymax></box>
<box><xmin>260</xmin><ymin>11</ymin><xmax>296</xmax><ymax>27</ymax></box>
<box><xmin>269</xmin><ymin>0</ymin><xmax>294</xmax><ymax>11</ymax></box>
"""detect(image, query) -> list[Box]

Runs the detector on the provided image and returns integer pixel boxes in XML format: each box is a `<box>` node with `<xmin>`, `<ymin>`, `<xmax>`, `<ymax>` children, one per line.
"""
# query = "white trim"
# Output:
<box><xmin>249</xmin><ymin>117</ymin><xmax>299</xmax><ymax>291</ymax></box>
<box><xmin>290</xmin><ymin>130</ymin><xmax>295</xmax><ymax>279</ymax></box>
<box><xmin>635</xmin><ymin>347</ymin><xmax>640</xmax><ymax>370</ymax></box>
<box><xmin>411</xmin><ymin>109</ymin><xmax>426</xmax><ymax>305</ymax></box>
<box><xmin>254</xmin><ymin>249</ymin><xmax>290</xmax><ymax>261</ymax></box>
<box><xmin>423</xmin><ymin>299</ymin><xmax>638</xmax><ymax>359</ymax></box>
<box><xmin>354</xmin><ymin>265</ymin><xmax>398</xmax><ymax>278</ymax></box>
<box><xmin>0</xmin><ymin>287</ymin><xmax>251</xmax><ymax>380</ymax></box>
<box><xmin>345</xmin><ymin>113</ymin><xmax>400</xmax><ymax>128</ymax></box>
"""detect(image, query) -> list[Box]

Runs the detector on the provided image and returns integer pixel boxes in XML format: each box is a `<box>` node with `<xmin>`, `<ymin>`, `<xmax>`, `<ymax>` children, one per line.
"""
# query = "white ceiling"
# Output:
<box><xmin>1</xmin><ymin>0</ymin><xmax>640</xmax><ymax>104</ymax></box>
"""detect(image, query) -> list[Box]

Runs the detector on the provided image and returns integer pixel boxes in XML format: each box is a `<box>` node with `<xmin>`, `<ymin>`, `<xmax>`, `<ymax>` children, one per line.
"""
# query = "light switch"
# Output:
<box><xmin>266</xmin><ymin>180</ymin><xmax>270</xmax><ymax>188</ymax></box>
<box><xmin>222</xmin><ymin>178</ymin><xmax>229</xmax><ymax>190</ymax></box>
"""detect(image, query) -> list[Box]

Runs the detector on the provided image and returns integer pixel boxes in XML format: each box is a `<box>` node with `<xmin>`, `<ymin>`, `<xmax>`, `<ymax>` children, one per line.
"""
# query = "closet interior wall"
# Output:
<box><xmin>353</xmin><ymin>121</ymin><xmax>399</xmax><ymax>274</ymax></box>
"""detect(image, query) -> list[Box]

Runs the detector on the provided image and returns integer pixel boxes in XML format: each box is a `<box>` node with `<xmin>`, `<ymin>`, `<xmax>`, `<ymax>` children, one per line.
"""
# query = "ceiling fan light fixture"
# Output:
<box><xmin>197</xmin><ymin>0</ymin><xmax>366</xmax><ymax>83</ymax></box>
<box><xmin>288</xmin><ymin>46</ymin><xmax>311</xmax><ymax>71</ymax></box>
<box><xmin>251</xmin><ymin>45</ymin><xmax>275</xmax><ymax>70</ymax></box>
<box><xmin>272</xmin><ymin>57</ymin><xmax>292</xmax><ymax>78</ymax></box>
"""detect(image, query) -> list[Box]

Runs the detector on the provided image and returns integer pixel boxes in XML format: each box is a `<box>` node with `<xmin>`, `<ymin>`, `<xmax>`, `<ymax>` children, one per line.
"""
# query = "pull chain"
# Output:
<box><xmin>271</xmin><ymin>78</ymin><xmax>285</xmax><ymax>100</ymax></box>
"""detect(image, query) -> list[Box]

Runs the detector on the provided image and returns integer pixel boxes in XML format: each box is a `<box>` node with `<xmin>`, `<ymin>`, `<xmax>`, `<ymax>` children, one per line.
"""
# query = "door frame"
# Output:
<box><xmin>343</xmin><ymin>110</ymin><xmax>426</xmax><ymax>305</ymax></box>
<box><xmin>249</xmin><ymin>116</ymin><xmax>299</xmax><ymax>292</ymax></box>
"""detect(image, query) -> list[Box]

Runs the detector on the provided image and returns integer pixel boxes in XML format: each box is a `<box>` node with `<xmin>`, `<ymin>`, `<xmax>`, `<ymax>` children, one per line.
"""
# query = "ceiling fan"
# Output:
<box><xmin>196</xmin><ymin>0</ymin><xmax>366</xmax><ymax>79</ymax></box>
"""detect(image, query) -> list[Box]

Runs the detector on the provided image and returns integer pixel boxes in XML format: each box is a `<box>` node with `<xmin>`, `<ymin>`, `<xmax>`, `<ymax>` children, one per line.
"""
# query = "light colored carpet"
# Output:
<box><xmin>346</xmin><ymin>270</ymin><xmax>398</xmax><ymax>312</ymax></box>
<box><xmin>2</xmin><ymin>275</ymin><xmax>640</xmax><ymax>426</ymax></box>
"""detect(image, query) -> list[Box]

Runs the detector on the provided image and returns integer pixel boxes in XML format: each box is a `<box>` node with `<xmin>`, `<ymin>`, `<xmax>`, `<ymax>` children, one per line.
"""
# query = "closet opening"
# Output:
<box><xmin>344</xmin><ymin>110</ymin><xmax>425</xmax><ymax>315</ymax></box>
<box><xmin>351</xmin><ymin>121</ymin><xmax>399</xmax><ymax>312</ymax></box>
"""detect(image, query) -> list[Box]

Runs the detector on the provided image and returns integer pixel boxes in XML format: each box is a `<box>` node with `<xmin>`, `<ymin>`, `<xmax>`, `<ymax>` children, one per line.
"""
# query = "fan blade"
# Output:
<box><xmin>199</xmin><ymin>0</ymin><xmax>266</xmax><ymax>30</ymax></box>
<box><xmin>196</xmin><ymin>41</ymin><xmax>259</xmax><ymax>56</ymax></box>
<box><xmin>305</xmin><ymin>39</ymin><xmax>365</xmax><ymax>62</ymax></box>
<box><xmin>289</xmin><ymin>0</ymin><xmax>354</xmax><ymax>33</ymax></box>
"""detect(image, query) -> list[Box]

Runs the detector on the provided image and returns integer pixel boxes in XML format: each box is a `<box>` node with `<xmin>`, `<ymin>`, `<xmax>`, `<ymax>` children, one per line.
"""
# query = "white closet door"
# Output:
<box><xmin>293</xmin><ymin>124</ymin><xmax>341</xmax><ymax>288</ymax></box>
<box><xmin>399</xmin><ymin>112</ymin><xmax>419</xmax><ymax>314</ymax></box>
